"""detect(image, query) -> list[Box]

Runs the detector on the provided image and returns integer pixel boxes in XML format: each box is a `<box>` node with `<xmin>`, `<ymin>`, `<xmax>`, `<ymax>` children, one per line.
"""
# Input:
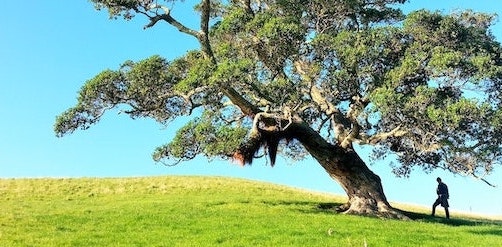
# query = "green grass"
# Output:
<box><xmin>1</xmin><ymin>176</ymin><xmax>500</xmax><ymax>246</ymax></box>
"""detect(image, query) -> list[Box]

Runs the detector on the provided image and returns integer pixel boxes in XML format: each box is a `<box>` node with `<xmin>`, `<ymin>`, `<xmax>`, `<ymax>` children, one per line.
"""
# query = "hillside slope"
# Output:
<box><xmin>1</xmin><ymin>176</ymin><xmax>500</xmax><ymax>246</ymax></box>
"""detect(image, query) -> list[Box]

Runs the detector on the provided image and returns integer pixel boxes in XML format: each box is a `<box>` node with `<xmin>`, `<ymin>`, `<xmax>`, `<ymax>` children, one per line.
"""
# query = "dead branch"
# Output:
<box><xmin>233</xmin><ymin>109</ymin><xmax>297</xmax><ymax>166</ymax></box>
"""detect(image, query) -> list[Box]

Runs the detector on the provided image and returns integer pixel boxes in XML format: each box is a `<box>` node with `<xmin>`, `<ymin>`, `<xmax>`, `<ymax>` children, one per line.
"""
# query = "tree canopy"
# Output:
<box><xmin>55</xmin><ymin>0</ymin><xmax>502</xmax><ymax>217</ymax></box>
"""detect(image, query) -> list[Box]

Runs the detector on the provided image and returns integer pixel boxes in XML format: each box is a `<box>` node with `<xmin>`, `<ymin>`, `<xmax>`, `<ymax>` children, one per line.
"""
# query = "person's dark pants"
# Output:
<box><xmin>432</xmin><ymin>195</ymin><xmax>449</xmax><ymax>219</ymax></box>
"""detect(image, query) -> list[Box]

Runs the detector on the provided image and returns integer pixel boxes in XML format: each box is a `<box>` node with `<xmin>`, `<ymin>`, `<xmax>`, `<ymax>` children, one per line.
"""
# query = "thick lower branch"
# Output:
<box><xmin>222</xmin><ymin>87</ymin><xmax>261</xmax><ymax>116</ymax></box>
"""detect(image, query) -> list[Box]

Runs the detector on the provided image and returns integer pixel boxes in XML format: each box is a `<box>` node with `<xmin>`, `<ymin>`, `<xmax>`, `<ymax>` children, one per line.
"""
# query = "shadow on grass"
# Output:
<box><xmin>291</xmin><ymin>202</ymin><xmax>345</xmax><ymax>215</ymax></box>
<box><xmin>317</xmin><ymin>202</ymin><xmax>345</xmax><ymax>212</ymax></box>
<box><xmin>258</xmin><ymin>199</ymin><xmax>502</xmax><ymax>231</ymax></box>
<box><xmin>298</xmin><ymin>201</ymin><xmax>502</xmax><ymax>229</ymax></box>
<box><xmin>467</xmin><ymin>229</ymin><xmax>502</xmax><ymax>236</ymax></box>
<box><xmin>260</xmin><ymin>200</ymin><xmax>321</xmax><ymax>208</ymax></box>
<box><xmin>398</xmin><ymin>210</ymin><xmax>502</xmax><ymax>228</ymax></box>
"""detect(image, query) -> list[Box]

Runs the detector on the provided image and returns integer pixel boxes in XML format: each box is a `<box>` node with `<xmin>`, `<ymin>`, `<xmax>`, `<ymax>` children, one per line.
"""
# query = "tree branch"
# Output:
<box><xmin>221</xmin><ymin>86</ymin><xmax>261</xmax><ymax>116</ymax></box>
<box><xmin>473</xmin><ymin>174</ymin><xmax>497</xmax><ymax>187</ymax></box>
<box><xmin>294</xmin><ymin>61</ymin><xmax>353</xmax><ymax>143</ymax></box>
<box><xmin>147</xmin><ymin>3</ymin><xmax>170</xmax><ymax>15</ymax></box>
<box><xmin>196</xmin><ymin>0</ymin><xmax>216</xmax><ymax>63</ymax></box>
<box><xmin>143</xmin><ymin>6</ymin><xmax>199</xmax><ymax>38</ymax></box>
<box><xmin>359</xmin><ymin>125</ymin><xmax>408</xmax><ymax>145</ymax></box>
<box><xmin>243</xmin><ymin>0</ymin><xmax>253</xmax><ymax>15</ymax></box>
<box><xmin>141</xmin><ymin>2</ymin><xmax>258</xmax><ymax>119</ymax></box>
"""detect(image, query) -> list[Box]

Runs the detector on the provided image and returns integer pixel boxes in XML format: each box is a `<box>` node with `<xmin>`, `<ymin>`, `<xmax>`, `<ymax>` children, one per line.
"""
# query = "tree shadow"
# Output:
<box><xmin>259</xmin><ymin>199</ymin><xmax>502</xmax><ymax>232</ymax></box>
<box><xmin>293</xmin><ymin>202</ymin><xmax>345</xmax><ymax>215</ymax></box>
<box><xmin>260</xmin><ymin>200</ymin><xmax>323</xmax><ymax>208</ymax></box>
<box><xmin>397</xmin><ymin>209</ymin><xmax>502</xmax><ymax>228</ymax></box>
<box><xmin>467</xmin><ymin>229</ymin><xmax>502</xmax><ymax>236</ymax></box>
<box><xmin>307</xmin><ymin>202</ymin><xmax>502</xmax><ymax>228</ymax></box>
<box><xmin>317</xmin><ymin>202</ymin><xmax>345</xmax><ymax>212</ymax></box>
<box><xmin>258</xmin><ymin>200</ymin><xmax>344</xmax><ymax>214</ymax></box>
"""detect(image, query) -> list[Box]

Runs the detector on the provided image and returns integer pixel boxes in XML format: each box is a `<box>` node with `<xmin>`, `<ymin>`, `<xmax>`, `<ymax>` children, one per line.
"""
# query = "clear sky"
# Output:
<box><xmin>1</xmin><ymin>0</ymin><xmax>501</xmax><ymax>217</ymax></box>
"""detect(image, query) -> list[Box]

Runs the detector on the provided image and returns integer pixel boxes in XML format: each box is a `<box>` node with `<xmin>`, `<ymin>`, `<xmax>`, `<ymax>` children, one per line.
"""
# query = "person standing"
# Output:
<box><xmin>432</xmin><ymin>177</ymin><xmax>450</xmax><ymax>219</ymax></box>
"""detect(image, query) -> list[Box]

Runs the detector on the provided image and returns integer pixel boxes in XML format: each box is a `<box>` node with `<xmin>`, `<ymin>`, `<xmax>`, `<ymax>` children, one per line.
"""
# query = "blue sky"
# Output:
<box><xmin>1</xmin><ymin>0</ymin><xmax>501</xmax><ymax>217</ymax></box>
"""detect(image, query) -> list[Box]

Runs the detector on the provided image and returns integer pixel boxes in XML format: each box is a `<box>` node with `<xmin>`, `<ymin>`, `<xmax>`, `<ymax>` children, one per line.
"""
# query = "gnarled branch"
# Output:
<box><xmin>359</xmin><ymin>125</ymin><xmax>408</xmax><ymax>145</ymax></box>
<box><xmin>294</xmin><ymin>60</ymin><xmax>355</xmax><ymax>145</ymax></box>
<box><xmin>143</xmin><ymin>9</ymin><xmax>199</xmax><ymax>38</ymax></box>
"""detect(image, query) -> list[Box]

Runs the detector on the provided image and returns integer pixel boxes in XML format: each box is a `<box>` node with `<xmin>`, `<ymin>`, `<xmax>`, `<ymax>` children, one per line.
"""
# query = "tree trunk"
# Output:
<box><xmin>315</xmin><ymin>148</ymin><xmax>408</xmax><ymax>219</ymax></box>
<box><xmin>293</xmin><ymin>122</ymin><xmax>408</xmax><ymax>219</ymax></box>
<box><xmin>236</xmin><ymin>115</ymin><xmax>408</xmax><ymax>219</ymax></box>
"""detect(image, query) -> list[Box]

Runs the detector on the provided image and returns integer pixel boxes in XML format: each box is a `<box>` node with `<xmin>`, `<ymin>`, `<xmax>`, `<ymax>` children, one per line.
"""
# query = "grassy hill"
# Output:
<box><xmin>1</xmin><ymin>176</ymin><xmax>500</xmax><ymax>246</ymax></box>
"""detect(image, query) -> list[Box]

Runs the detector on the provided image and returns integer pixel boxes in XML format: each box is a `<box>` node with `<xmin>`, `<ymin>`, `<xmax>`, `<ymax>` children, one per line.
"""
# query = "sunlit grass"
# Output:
<box><xmin>1</xmin><ymin>176</ymin><xmax>500</xmax><ymax>246</ymax></box>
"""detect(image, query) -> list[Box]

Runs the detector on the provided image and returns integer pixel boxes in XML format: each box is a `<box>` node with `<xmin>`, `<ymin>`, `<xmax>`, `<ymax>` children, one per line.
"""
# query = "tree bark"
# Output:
<box><xmin>292</xmin><ymin>121</ymin><xmax>408</xmax><ymax>219</ymax></box>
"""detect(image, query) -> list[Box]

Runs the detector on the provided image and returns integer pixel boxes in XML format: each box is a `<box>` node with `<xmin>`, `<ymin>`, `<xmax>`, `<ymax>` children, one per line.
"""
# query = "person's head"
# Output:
<box><xmin>437</xmin><ymin>177</ymin><xmax>442</xmax><ymax>183</ymax></box>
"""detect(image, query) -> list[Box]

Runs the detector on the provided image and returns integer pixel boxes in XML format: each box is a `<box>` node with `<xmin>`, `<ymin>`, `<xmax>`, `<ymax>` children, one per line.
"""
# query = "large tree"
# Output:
<box><xmin>55</xmin><ymin>0</ymin><xmax>502</xmax><ymax>218</ymax></box>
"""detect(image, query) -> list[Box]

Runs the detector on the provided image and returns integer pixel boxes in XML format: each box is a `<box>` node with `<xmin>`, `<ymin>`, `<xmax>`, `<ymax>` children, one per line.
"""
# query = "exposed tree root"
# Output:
<box><xmin>337</xmin><ymin>202</ymin><xmax>410</xmax><ymax>220</ymax></box>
